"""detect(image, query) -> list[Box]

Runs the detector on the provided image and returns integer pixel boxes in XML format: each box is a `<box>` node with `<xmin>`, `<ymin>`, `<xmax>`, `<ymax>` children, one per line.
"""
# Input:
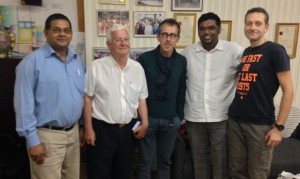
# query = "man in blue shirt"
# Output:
<box><xmin>14</xmin><ymin>13</ymin><xmax>85</xmax><ymax>179</ymax></box>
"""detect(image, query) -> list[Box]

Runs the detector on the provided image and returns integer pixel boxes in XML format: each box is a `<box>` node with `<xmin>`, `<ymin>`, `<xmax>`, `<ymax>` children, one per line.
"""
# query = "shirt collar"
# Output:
<box><xmin>196</xmin><ymin>39</ymin><xmax>224</xmax><ymax>52</ymax></box>
<box><xmin>109</xmin><ymin>55</ymin><xmax>131</xmax><ymax>71</ymax></box>
<box><xmin>43</xmin><ymin>43</ymin><xmax>77</xmax><ymax>61</ymax></box>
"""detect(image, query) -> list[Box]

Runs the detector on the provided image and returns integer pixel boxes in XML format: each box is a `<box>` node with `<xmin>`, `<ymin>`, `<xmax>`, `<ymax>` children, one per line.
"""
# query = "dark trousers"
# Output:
<box><xmin>171</xmin><ymin>134</ymin><xmax>194</xmax><ymax>179</ymax></box>
<box><xmin>87</xmin><ymin>118</ymin><xmax>135</xmax><ymax>179</ymax></box>
<box><xmin>187</xmin><ymin>120</ymin><xmax>228</xmax><ymax>179</ymax></box>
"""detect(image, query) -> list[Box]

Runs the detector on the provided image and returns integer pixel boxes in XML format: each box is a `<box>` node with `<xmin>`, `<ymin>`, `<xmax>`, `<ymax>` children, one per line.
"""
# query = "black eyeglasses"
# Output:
<box><xmin>159</xmin><ymin>32</ymin><xmax>178</xmax><ymax>39</ymax></box>
<box><xmin>199</xmin><ymin>26</ymin><xmax>219</xmax><ymax>32</ymax></box>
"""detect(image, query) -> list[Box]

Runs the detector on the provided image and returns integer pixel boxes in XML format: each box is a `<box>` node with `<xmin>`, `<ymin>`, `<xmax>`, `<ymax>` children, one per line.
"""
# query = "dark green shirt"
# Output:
<box><xmin>138</xmin><ymin>46</ymin><xmax>187</xmax><ymax>120</ymax></box>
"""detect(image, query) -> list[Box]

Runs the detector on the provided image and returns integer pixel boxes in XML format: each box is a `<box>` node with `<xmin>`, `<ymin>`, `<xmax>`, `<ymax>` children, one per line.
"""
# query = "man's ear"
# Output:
<box><xmin>265</xmin><ymin>23</ymin><xmax>270</xmax><ymax>31</ymax></box>
<box><xmin>44</xmin><ymin>30</ymin><xmax>48</xmax><ymax>37</ymax></box>
<box><xmin>217</xmin><ymin>26</ymin><xmax>221</xmax><ymax>34</ymax></box>
<box><xmin>106</xmin><ymin>41</ymin><xmax>110</xmax><ymax>49</ymax></box>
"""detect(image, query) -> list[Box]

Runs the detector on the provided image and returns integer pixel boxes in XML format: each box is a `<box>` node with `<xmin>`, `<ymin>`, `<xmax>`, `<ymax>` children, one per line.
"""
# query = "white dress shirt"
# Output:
<box><xmin>85</xmin><ymin>56</ymin><xmax>148</xmax><ymax>124</ymax></box>
<box><xmin>181</xmin><ymin>39</ymin><xmax>243</xmax><ymax>122</ymax></box>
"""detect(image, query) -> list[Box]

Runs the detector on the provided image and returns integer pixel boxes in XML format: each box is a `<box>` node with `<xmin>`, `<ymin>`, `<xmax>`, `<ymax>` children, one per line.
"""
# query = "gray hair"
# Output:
<box><xmin>106</xmin><ymin>24</ymin><xmax>129</xmax><ymax>42</ymax></box>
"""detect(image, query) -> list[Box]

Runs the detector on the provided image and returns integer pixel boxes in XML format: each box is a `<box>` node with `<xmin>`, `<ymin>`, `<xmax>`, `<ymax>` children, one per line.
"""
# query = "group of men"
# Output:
<box><xmin>14</xmin><ymin>6</ymin><xmax>294</xmax><ymax>179</ymax></box>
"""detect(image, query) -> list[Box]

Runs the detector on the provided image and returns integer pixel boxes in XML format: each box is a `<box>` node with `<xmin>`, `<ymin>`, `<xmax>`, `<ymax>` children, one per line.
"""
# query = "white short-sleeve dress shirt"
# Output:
<box><xmin>85</xmin><ymin>56</ymin><xmax>148</xmax><ymax>124</ymax></box>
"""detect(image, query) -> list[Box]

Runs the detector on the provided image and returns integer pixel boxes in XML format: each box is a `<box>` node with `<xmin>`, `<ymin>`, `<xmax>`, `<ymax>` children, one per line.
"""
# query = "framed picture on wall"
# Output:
<box><xmin>274</xmin><ymin>23</ymin><xmax>299</xmax><ymax>58</ymax></box>
<box><xmin>130</xmin><ymin>48</ymin><xmax>154</xmax><ymax>60</ymax></box>
<box><xmin>93</xmin><ymin>47</ymin><xmax>154</xmax><ymax>60</ymax></box>
<box><xmin>136</xmin><ymin>0</ymin><xmax>163</xmax><ymax>7</ymax></box>
<box><xmin>99</xmin><ymin>0</ymin><xmax>126</xmax><ymax>4</ymax></box>
<box><xmin>133</xmin><ymin>11</ymin><xmax>165</xmax><ymax>37</ymax></box>
<box><xmin>97</xmin><ymin>10</ymin><xmax>129</xmax><ymax>36</ymax></box>
<box><xmin>93</xmin><ymin>48</ymin><xmax>111</xmax><ymax>60</ymax></box>
<box><xmin>220</xmin><ymin>21</ymin><xmax>232</xmax><ymax>41</ymax></box>
<box><xmin>174</xmin><ymin>13</ymin><xmax>196</xmax><ymax>48</ymax></box>
<box><xmin>172</xmin><ymin>0</ymin><xmax>203</xmax><ymax>11</ymax></box>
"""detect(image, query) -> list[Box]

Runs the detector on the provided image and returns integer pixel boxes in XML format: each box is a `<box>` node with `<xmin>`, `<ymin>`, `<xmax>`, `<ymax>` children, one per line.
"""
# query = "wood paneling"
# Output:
<box><xmin>77</xmin><ymin>0</ymin><xmax>85</xmax><ymax>32</ymax></box>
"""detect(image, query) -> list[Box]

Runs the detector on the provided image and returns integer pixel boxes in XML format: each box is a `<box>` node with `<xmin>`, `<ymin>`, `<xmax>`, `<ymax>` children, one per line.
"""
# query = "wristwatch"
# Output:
<box><xmin>274</xmin><ymin>123</ymin><xmax>285</xmax><ymax>131</ymax></box>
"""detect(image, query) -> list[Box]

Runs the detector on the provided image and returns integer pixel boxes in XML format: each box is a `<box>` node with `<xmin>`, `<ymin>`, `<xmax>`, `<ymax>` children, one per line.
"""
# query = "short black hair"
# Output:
<box><xmin>158</xmin><ymin>18</ymin><xmax>181</xmax><ymax>35</ymax></box>
<box><xmin>245</xmin><ymin>7</ymin><xmax>269</xmax><ymax>24</ymax></box>
<box><xmin>198</xmin><ymin>12</ymin><xmax>221</xmax><ymax>27</ymax></box>
<box><xmin>45</xmin><ymin>13</ymin><xmax>72</xmax><ymax>31</ymax></box>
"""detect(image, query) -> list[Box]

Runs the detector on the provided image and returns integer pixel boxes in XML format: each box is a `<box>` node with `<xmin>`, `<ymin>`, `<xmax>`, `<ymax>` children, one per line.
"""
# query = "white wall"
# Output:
<box><xmin>84</xmin><ymin>0</ymin><xmax>300</xmax><ymax>109</ymax></box>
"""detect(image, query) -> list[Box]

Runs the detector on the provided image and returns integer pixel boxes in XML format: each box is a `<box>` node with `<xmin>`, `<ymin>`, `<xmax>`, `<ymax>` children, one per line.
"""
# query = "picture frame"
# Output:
<box><xmin>130</xmin><ymin>48</ymin><xmax>154</xmax><ymax>60</ymax></box>
<box><xmin>97</xmin><ymin>10</ymin><xmax>129</xmax><ymax>36</ymax></box>
<box><xmin>133</xmin><ymin>12</ymin><xmax>165</xmax><ymax>37</ymax></box>
<box><xmin>274</xmin><ymin>23</ymin><xmax>299</xmax><ymax>58</ymax></box>
<box><xmin>174</xmin><ymin>13</ymin><xmax>196</xmax><ymax>48</ymax></box>
<box><xmin>220</xmin><ymin>21</ymin><xmax>232</xmax><ymax>41</ymax></box>
<box><xmin>99</xmin><ymin>0</ymin><xmax>126</xmax><ymax>4</ymax></box>
<box><xmin>93</xmin><ymin>47</ymin><xmax>154</xmax><ymax>60</ymax></box>
<box><xmin>172</xmin><ymin>0</ymin><xmax>203</xmax><ymax>11</ymax></box>
<box><xmin>93</xmin><ymin>48</ymin><xmax>111</xmax><ymax>60</ymax></box>
<box><xmin>136</xmin><ymin>0</ymin><xmax>163</xmax><ymax>7</ymax></box>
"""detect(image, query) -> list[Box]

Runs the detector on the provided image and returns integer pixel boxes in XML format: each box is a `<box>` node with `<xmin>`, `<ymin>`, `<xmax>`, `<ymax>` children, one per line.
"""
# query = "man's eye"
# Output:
<box><xmin>64</xmin><ymin>29</ymin><xmax>71</xmax><ymax>34</ymax></box>
<box><xmin>53</xmin><ymin>29</ymin><xmax>60</xmax><ymax>33</ymax></box>
<box><xmin>208</xmin><ymin>26</ymin><xmax>217</xmax><ymax>30</ymax></box>
<box><xmin>255</xmin><ymin>22</ymin><xmax>262</xmax><ymax>26</ymax></box>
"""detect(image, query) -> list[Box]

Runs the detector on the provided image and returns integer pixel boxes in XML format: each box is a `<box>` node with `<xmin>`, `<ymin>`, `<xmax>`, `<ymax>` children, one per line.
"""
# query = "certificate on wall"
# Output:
<box><xmin>174</xmin><ymin>13</ymin><xmax>196</xmax><ymax>48</ymax></box>
<box><xmin>274</xmin><ymin>23</ymin><xmax>299</xmax><ymax>58</ymax></box>
<box><xmin>220</xmin><ymin>21</ymin><xmax>232</xmax><ymax>41</ymax></box>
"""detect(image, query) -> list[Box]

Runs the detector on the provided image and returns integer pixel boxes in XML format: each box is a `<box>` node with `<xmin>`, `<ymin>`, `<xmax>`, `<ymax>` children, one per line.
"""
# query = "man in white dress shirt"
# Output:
<box><xmin>84</xmin><ymin>24</ymin><xmax>148</xmax><ymax>179</ymax></box>
<box><xmin>181</xmin><ymin>12</ymin><xmax>243</xmax><ymax>179</ymax></box>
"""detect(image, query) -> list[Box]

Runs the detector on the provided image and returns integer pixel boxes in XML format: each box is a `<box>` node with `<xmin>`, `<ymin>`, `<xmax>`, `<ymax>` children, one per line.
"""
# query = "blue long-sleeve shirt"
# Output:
<box><xmin>14</xmin><ymin>43</ymin><xmax>85</xmax><ymax>147</ymax></box>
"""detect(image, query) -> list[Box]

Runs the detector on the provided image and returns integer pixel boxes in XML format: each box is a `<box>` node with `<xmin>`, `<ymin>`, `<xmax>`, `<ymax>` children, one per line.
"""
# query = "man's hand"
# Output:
<box><xmin>84</xmin><ymin>126</ymin><xmax>96</xmax><ymax>146</ymax></box>
<box><xmin>28</xmin><ymin>144</ymin><xmax>48</xmax><ymax>165</ymax></box>
<box><xmin>79</xmin><ymin>127</ymin><xmax>85</xmax><ymax>147</ymax></box>
<box><xmin>265</xmin><ymin>127</ymin><xmax>282</xmax><ymax>148</ymax></box>
<box><xmin>134</xmin><ymin>123</ymin><xmax>148</xmax><ymax>139</ymax></box>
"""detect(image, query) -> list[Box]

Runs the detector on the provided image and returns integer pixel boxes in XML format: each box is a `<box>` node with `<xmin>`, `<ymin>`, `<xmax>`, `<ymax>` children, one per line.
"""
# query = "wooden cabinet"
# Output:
<box><xmin>0</xmin><ymin>57</ymin><xmax>30</xmax><ymax>179</ymax></box>
<box><xmin>0</xmin><ymin>58</ymin><xmax>22</xmax><ymax>138</ymax></box>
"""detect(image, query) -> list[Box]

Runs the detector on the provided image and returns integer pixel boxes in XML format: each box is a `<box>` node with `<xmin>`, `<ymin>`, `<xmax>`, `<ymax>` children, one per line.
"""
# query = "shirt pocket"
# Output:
<box><xmin>73</xmin><ymin>70</ymin><xmax>85</xmax><ymax>96</ymax></box>
<box><xmin>127</xmin><ymin>82</ymin><xmax>141</xmax><ymax>103</ymax></box>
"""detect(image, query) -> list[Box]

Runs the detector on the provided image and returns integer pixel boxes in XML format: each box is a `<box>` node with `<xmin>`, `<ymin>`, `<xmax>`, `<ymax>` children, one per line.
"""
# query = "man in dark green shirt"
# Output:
<box><xmin>136</xmin><ymin>18</ymin><xmax>187</xmax><ymax>179</ymax></box>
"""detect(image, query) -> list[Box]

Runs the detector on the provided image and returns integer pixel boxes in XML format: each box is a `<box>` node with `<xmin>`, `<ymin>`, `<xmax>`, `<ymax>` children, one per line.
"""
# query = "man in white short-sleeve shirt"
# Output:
<box><xmin>84</xmin><ymin>24</ymin><xmax>148</xmax><ymax>179</ymax></box>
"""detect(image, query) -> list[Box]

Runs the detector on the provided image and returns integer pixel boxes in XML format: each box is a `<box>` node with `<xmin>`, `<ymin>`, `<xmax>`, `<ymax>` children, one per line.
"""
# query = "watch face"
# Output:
<box><xmin>275</xmin><ymin>124</ymin><xmax>284</xmax><ymax>131</ymax></box>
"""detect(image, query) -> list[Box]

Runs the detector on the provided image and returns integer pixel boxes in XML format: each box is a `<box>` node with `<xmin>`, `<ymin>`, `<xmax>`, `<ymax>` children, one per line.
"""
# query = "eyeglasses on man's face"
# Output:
<box><xmin>112</xmin><ymin>38</ymin><xmax>130</xmax><ymax>44</ymax></box>
<box><xmin>159</xmin><ymin>32</ymin><xmax>178</xmax><ymax>39</ymax></box>
<box><xmin>51</xmin><ymin>27</ymin><xmax>72</xmax><ymax>34</ymax></box>
<box><xmin>198</xmin><ymin>26</ymin><xmax>219</xmax><ymax>32</ymax></box>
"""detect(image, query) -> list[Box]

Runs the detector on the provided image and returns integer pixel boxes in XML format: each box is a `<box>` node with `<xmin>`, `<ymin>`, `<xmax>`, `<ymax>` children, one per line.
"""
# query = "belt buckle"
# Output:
<box><xmin>61</xmin><ymin>125</ymin><xmax>73</xmax><ymax>131</ymax></box>
<box><xmin>118</xmin><ymin>124</ymin><xmax>125</xmax><ymax>128</ymax></box>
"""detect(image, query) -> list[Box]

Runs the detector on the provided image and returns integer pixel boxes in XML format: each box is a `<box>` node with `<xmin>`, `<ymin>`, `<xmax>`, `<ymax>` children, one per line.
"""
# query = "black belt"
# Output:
<box><xmin>41</xmin><ymin>124</ymin><xmax>74</xmax><ymax>131</ymax></box>
<box><xmin>94</xmin><ymin>118</ymin><xmax>127</xmax><ymax>128</ymax></box>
